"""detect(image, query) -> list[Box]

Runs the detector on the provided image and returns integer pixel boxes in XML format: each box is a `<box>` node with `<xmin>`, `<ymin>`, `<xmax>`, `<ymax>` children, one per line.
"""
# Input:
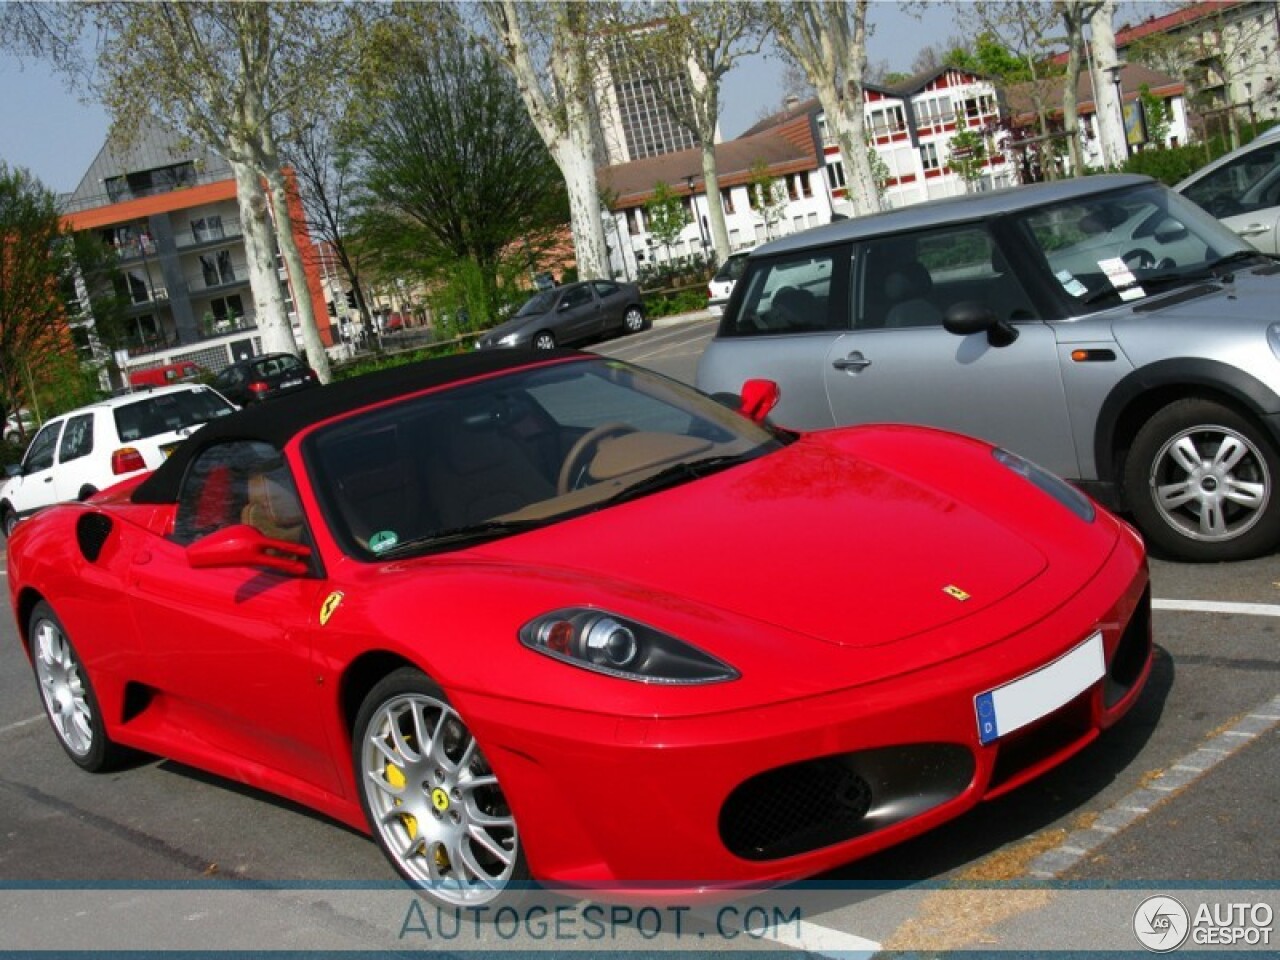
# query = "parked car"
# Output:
<box><xmin>3</xmin><ymin>408</ymin><xmax>36</xmax><ymax>444</ymax></box>
<box><xmin>211</xmin><ymin>352</ymin><xmax>320</xmax><ymax>406</ymax></box>
<box><xmin>0</xmin><ymin>384</ymin><xmax>236</xmax><ymax>536</ymax></box>
<box><xmin>698</xmin><ymin>173</ymin><xmax>1280</xmax><ymax>562</ymax></box>
<box><xmin>7</xmin><ymin>350</ymin><xmax>1149</xmax><ymax>906</ymax></box>
<box><xmin>128</xmin><ymin>360</ymin><xmax>205</xmax><ymax>389</ymax></box>
<box><xmin>474</xmin><ymin>280</ymin><xmax>645</xmax><ymax>350</ymax></box>
<box><xmin>707</xmin><ymin>248</ymin><xmax>753</xmax><ymax>316</ymax></box>
<box><xmin>1176</xmin><ymin>125</ymin><xmax>1280</xmax><ymax>256</ymax></box>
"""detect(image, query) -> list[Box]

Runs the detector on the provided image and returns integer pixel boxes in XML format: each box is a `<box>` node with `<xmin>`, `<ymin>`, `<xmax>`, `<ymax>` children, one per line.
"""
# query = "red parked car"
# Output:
<box><xmin>7</xmin><ymin>350</ymin><xmax>1151</xmax><ymax>906</ymax></box>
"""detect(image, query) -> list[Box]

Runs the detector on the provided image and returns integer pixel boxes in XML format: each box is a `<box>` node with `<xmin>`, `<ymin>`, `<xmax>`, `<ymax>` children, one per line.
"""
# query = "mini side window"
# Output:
<box><xmin>23</xmin><ymin>422</ymin><xmax>62</xmax><ymax>473</ymax></box>
<box><xmin>721</xmin><ymin>247</ymin><xmax>846</xmax><ymax>336</ymax></box>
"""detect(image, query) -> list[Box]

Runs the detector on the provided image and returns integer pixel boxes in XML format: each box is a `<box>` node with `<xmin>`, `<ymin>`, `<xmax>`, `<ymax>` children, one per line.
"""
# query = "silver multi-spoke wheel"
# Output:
<box><xmin>359</xmin><ymin>685</ymin><xmax>520</xmax><ymax>905</ymax></box>
<box><xmin>1125</xmin><ymin>398</ymin><xmax>1280</xmax><ymax>562</ymax></box>
<box><xmin>623</xmin><ymin>306</ymin><xmax>644</xmax><ymax>333</ymax></box>
<box><xmin>33</xmin><ymin>616</ymin><xmax>94</xmax><ymax>757</ymax></box>
<box><xmin>1149</xmin><ymin>424</ymin><xmax>1268</xmax><ymax>542</ymax></box>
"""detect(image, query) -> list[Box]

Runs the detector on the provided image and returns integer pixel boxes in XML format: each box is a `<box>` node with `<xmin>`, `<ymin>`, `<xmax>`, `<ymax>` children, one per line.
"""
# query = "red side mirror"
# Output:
<box><xmin>738</xmin><ymin>379</ymin><xmax>781</xmax><ymax>424</ymax></box>
<box><xmin>187</xmin><ymin>524</ymin><xmax>310</xmax><ymax>576</ymax></box>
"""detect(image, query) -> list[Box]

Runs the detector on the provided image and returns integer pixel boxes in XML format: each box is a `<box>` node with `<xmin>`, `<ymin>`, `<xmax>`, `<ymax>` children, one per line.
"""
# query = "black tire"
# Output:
<box><xmin>77</xmin><ymin>486</ymin><xmax>98</xmax><ymax>502</ymax></box>
<box><xmin>1124</xmin><ymin>398</ymin><xmax>1280</xmax><ymax>561</ymax></box>
<box><xmin>532</xmin><ymin>331</ymin><xmax>556</xmax><ymax>351</ymax></box>
<box><xmin>352</xmin><ymin>667</ymin><xmax>528</xmax><ymax>906</ymax></box>
<box><xmin>28</xmin><ymin>600</ymin><xmax>126</xmax><ymax>772</ymax></box>
<box><xmin>1</xmin><ymin>507</ymin><xmax>17</xmax><ymax>539</ymax></box>
<box><xmin>622</xmin><ymin>306</ymin><xmax>646</xmax><ymax>334</ymax></box>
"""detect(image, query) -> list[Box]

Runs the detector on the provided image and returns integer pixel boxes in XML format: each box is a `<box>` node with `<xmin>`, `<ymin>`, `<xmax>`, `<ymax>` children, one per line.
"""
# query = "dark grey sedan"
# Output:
<box><xmin>476</xmin><ymin>280</ymin><xmax>645</xmax><ymax>351</ymax></box>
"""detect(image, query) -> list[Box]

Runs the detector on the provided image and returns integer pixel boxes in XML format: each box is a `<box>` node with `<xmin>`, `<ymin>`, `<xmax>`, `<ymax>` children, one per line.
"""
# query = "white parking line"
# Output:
<box><xmin>0</xmin><ymin>714</ymin><xmax>43</xmax><ymax>736</ymax></box>
<box><xmin>1153</xmin><ymin>598</ymin><xmax>1280</xmax><ymax>617</ymax></box>
<box><xmin>754</xmin><ymin>918</ymin><xmax>880</xmax><ymax>958</ymax></box>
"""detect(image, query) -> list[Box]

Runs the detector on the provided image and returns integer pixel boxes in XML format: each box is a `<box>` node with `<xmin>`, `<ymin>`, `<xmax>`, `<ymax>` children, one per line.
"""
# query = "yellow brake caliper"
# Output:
<box><xmin>385</xmin><ymin>759</ymin><xmax>451</xmax><ymax>871</ymax></box>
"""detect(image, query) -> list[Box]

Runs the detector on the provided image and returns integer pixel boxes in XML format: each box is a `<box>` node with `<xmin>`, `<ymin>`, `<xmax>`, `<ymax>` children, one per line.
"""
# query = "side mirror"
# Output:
<box><xmin>4</xmin><ymin>463</ymin><xmax>23</xmax><ymax>478</ymax></box>
<box><xmin>943</xmin><ymin>302</ymin><xmax>1019</xmax><ymax>348</ymax></box>
<box><xmin>738</xmin><ymin>379</ymin><xmax>781</xmax><ymax>424</ymax></box>
<box><xmin>187</xmin><ymin>524</ymin><xmax>310</xmax><ymax>576</ymax></box>
<box><xmin>1154</xmin><ymin>217</ymin><xmax>1188</xmax><ymax>244</ymax></box>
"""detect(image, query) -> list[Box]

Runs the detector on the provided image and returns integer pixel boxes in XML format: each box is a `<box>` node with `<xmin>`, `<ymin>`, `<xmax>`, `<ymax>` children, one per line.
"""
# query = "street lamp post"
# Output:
<box><xmin>684</xmin><ymin>175</ymin><xmax>711</xmax><ymax>265</ymax></box>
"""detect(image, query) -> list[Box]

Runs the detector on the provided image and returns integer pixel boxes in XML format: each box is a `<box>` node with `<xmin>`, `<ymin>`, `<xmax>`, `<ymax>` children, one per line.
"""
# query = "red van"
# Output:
<box><xmin>129</xmin><ymin>361</ymin><xmax>204</xmax><ymax>389</ymax></box>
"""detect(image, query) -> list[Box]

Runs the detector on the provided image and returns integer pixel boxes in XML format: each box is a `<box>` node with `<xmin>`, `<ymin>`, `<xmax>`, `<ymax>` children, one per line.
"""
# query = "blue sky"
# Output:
<box><xmin>0</xmin><ymin>1</ymin><xmax>1157</xmax><ymax>195</ymax></box>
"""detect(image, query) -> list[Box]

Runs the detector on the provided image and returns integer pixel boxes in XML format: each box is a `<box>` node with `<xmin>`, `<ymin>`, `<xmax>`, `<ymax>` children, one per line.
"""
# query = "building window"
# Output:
<box><xmin>786</xmin><ymin>175</ymin><xmax>800</xmax><ymax>201</ymax></box>
<box><xmin>210</xmin><ymin>294</ymin><xmax>244</xmax><ymax>325</ymax></box>
<box><xmin>801</xmin><ymin>171</ymin><xmax>813</xmax><ymax>197</ymax></box>
<box><xmin>626</xmin><ymin>208</ymin><xmax>644</xmax><ymax>236</ymax></box>
<box><xmin>826</xmin><ymin>161</ymin><xmax>847</xmax><ymax>191</ymax></box>
<box><xmin>921</xmin><ymin>142</ymin><xmax>940</xmax><ymax>171</ymax></box>
<box><xmin>722</xmin><ymin>189</ymin><xmax>736</xmax><ymax>215</ymax></box>
<box><xmin>191</xmin><ymin>215</ymin><xmax>225</xmax><ymax>243</ymax></box>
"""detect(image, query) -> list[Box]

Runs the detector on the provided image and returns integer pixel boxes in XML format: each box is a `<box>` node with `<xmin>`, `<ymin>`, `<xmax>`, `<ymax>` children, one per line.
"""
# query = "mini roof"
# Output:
<box><xmin>133</xmin><ymin>348</ymin><xmax>591</xmax><ymax>504</ymax></box>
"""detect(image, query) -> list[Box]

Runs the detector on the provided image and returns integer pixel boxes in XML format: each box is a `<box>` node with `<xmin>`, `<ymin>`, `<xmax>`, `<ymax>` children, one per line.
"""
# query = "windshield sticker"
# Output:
<box><xmin>369</xmin><ymin>530</ymin><xmax>399</xmax><ymax>554</ymax></box>
<box><xmin>1098</xmin><ymin>257</ymin><xmax>1145</xmax><ymax>301</ymax></box>
<box><xmin>1055</xmin><ymin>269</ymin><xmax>1088</xmax><ymax>298</ymax></box>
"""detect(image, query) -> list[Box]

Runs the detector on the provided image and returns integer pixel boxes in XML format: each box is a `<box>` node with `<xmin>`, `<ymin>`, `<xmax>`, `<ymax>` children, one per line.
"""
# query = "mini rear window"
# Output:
<box><xmin>114</xmin><ymin>389</ymin><xmax>236</xmax><ymax>442</ymax></box>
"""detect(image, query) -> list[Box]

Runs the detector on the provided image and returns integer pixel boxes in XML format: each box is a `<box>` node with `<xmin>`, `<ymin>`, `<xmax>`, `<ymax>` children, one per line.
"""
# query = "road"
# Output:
<box><xmin>0</xmin><ymin>315</ymin><xmax>1275</xmax><ymax>954</ymax></box>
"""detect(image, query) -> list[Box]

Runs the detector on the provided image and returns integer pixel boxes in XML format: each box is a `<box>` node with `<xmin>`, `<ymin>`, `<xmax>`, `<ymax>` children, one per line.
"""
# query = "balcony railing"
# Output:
<box><xmin>58</xmin><ymin>162</ymin><xmax>235</xmax><ymax>215</ymax></box>
<box><xmin>175</xmin><ymin>219</ymin><xmax>245</xmax><ymax>250</ymax></box>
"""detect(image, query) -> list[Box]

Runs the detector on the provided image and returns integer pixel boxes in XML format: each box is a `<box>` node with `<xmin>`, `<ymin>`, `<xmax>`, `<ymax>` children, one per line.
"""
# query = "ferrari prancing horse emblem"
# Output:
<box><xmin>320</xmin><ymin>591</ymin><xmax>345</xmax><ymax>626</ymax></box>
<box><xmin>943</xmin><ymin>585</ymin><xmax>971</xmax><ymax>602</ymax></box>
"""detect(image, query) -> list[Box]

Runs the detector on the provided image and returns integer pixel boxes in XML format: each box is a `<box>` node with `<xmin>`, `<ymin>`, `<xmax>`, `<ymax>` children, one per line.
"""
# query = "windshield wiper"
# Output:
<box><xmin>1206</xmin><ymin>249</ymin><xmax>1264</xmax><ymax>279</ymax></box>
<box><xmin>604</xmin><ymin>453</ymin><xmax>754</xmax><ymax>506</ymax></box>
<box><xmin>376</xmin><ymin>518</ymin><xmax>548</xmax><ymax>556</ymax></box>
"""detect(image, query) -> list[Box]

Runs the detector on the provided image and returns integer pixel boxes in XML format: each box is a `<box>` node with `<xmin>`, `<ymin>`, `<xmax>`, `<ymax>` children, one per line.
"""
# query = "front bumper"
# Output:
<box><xmin>453</xmin><ymin>536</ymin><xmax>1151</xmax><ymax>893</ymax></box>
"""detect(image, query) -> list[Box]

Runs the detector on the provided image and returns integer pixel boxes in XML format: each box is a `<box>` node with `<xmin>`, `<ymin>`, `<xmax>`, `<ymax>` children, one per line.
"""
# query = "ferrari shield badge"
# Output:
<box><xmin>320</xmin><ymin>591</ymin><xmax>345</xmax><ymax>626</ymax></box>
<box><xmin>943</xmin><ymin>585</ymin><xmax>971</xmax><ymax>602</ymax></box>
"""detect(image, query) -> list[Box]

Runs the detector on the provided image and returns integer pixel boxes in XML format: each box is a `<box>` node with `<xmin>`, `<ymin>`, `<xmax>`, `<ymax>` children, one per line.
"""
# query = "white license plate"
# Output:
<box><xmin>280</xmin><ymin>379</ymin><xmax>303</xmax><ymax>389</ymax></box>
<box><xmin>975</xmin><ymin>631</ymin><xmax>1105</xmax><ymax>745</ymax></box>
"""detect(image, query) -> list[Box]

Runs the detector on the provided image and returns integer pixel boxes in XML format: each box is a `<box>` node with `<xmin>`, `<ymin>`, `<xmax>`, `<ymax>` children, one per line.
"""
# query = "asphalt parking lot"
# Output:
<box><xmin>0</xmin><ymin>315</ymin><xmax>1275</xmax><ymax>955</ymax></box>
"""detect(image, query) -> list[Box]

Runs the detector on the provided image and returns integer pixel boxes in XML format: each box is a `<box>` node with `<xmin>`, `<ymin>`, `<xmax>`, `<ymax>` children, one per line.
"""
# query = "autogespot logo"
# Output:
<box><xmin>1134</xmin><ymin>895</ymin><xmax>1191</xmax><ymax>952</ymax></box>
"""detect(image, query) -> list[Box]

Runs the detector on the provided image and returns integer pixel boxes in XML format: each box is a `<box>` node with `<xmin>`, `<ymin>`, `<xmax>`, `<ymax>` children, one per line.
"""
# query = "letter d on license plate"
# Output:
<box><xmin>975</xmin><ymin>631</ymin><xmax>1104</xmax><ymax>745</ymax></box>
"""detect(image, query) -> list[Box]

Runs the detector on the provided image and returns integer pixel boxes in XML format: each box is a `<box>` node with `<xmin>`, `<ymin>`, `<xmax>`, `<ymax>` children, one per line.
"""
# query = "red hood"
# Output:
<box><xmin>470</xmin><ymin>432</ymin><xmax>1058</xmax><ymax>649</ymax></box>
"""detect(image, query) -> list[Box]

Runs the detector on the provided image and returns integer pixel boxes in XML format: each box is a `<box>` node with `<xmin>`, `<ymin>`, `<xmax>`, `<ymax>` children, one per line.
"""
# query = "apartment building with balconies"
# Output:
<box><xmin>59</xmin><ymin>125</ymin><xmax>330</xmax><ymax>386</ymax></box>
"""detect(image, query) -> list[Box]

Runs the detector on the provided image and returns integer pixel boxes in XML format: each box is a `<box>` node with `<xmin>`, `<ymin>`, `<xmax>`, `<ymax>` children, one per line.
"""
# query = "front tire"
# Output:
<box><xmin>623</xmin><ymin>306</ymin><xmax>645</xmax><ymax>334</ymax></box>
<box><xmin>353</xmin><ymin>668</ymin><xmax>527</xmax><ymax>906</ymax></box>
<box><xmin>2</xmin><ymin>507</ymin><xmax>17</xmax><ymax>538</ymax></box>
<box><xmin>29</xmin><ymin>601</ymin><xmax>125</xmax><ymax>771</ymax></box>
<box><xmin>532</xmin><ymin>331</ymin><xmax>556</xmax><ymax>351</ymax></box>
<box><xmin>1124</xmin><ymin>398</ymin><xmax>1280</xmax><ymax>561</ymax></box>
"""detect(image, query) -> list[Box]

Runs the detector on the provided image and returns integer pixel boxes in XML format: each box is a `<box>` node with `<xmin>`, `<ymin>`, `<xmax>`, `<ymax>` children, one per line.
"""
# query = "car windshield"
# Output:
<box><xmin>305</xmin><ymin>358</ymin><xmax>781</xmax><ymax>560</ymax></box>
<box><xmin>1011</xmin><ymin>182</ymin><xmax>1261</xmax><ymax>310</ymax></box>
<box><xmin>114</xmin><ymin>389</ymin><xmax>237</xmax><ymax>442</ymax></box>
<box><xmin>515</xmin><ymin>290</ymin><xmax>557</xmax><ymax>317</ymax></box>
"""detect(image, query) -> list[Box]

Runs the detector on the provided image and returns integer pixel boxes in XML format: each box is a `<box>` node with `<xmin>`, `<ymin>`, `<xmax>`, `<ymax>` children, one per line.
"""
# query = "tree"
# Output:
<box><xmin>0</xmin><ymin>164</ymin><xmax>74</xmax><ymax>429</ymax></box>
<box><xmin>350</xmin><ymin>24</ymin><xmax>569</xmax><ymax>327</ymax></box>
<box><xmin>1056</xmin><ymin>1</ymin><xmax>1103</xmax><ymax>175</ymax></box>
<box><xmin>947</xmin><ymin>129</ymin><xmax>989</xmax><ymax>190</ymax></box>
<box><xmin>479</xmin><ymin>1</ymin><xmax>610</xmax><ymax>280</ymax></box>
<box><xmin>748</xmin><ymin>160</ymin><xmax>788</xmax><ymax>239</ymax></box>
<box><xmin>763</xmin><ymin>0</ymin><xmax>882</xmax><ymax>216</ymax></box>
<box><xmin>1089</xmin><ymin>0</ymin><xmax>1128</xmax><ymax>168</ymax></box>
<box><xmin>644</xmin><ymin>181</ymin><xmax>690</xmax><ymax>261</ymax></box>
<box><xmin>601</xmin><ymin>3</ymin><xmax>764</xmax><ymax>265</ymax></box>
<box><xmin>1138</xmin><ymin>83</ymin><xmax>1173</xmax><ymax>146</ymax></box>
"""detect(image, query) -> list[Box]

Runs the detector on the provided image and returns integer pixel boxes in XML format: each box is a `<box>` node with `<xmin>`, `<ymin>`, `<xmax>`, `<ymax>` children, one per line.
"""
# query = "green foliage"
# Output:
<box><xmin>332</xmin><ymin>338</ymin><xmax>475</xmax><ymax>381</ymax></box>
<box><xmin>351</xmin><ymin>19</ymin><xmax>568</xmax><ymax>323</ymax></box>
<box><xmin>947</xmin><ymin>129</ymin><xmax>988</xmax><ymax>187</ymax></box>
<box><xmin>645</xmin><ymin>181</ymin><xmax>690</xmax><ymax>254</ymax></box>
<box><xmin>636</xmin><ymin>252</ymin><xmax>710</xmax><ymax>291</ymax></box>
<box><xmin>1138</xmin><ymin>85</ymin><xmax>1172</xmax><ymax>147</ymax></box>
<box><xmin>642</xmin><ymin>287</ymin><xmax>708</xmax><ymax>319</ymax></box>
<box><xmin>747</xmin><ymin>160</ymin><xmax>787</xmax><ymax>236</ymax></box>
<box><xmin>945</xmin><ymin>33</ymin><xmax>1031</xmax><ymax>83</ymax></box>
<box><xmin>1119</xmin><ymin>144</ymin><xmax>1223</xmax><ymax>186</ymax></box>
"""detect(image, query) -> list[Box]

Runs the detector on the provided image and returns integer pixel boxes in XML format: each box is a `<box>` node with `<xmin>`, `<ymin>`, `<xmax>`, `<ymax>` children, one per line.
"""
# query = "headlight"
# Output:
<box><xmin>993</xmin><ymin>447</ymin><xmax>1095</xmax><ymax>522</ymax></box>
<box><xmin>498</xmin><ymin>333</ymin><xmax>521</xmax><ymax>347</ymax></box>
<box><xmin>520</xmin><ymin>609</ymin><xmax>738</xmax><ymax>684</ymax></box>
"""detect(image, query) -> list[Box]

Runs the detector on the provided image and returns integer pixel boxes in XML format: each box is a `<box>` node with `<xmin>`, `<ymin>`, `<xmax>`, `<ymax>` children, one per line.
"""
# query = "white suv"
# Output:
<box><xmin>1</xmin><ymin>385</ymin><xmax>236</xmax><ymax>536</ymax></box>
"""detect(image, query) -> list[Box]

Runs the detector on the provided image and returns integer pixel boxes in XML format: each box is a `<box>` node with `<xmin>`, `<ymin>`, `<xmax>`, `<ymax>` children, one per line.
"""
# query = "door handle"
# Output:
<box><xmin>1238</xmin><ymin>223</ymin><xmax>1272</xmax><ymax>237</ymax></box>
<box><xmin>833</xmin><ymin>352</ymin><xmax>872</xmax><ymax>372</ymax></box>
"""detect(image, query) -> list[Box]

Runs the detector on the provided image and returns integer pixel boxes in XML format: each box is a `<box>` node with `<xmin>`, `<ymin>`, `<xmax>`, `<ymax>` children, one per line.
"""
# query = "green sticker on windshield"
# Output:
<box><xmin>369</xmin><ymin>530</ymin><xmax>399</xmax><ymax>553</ymax></box>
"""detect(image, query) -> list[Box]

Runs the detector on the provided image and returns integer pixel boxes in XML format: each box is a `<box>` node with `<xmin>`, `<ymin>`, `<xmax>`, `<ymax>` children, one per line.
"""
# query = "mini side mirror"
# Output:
<box><xmin>187</xmin><ymin>524</ymin><xmax>310</xmax><ymax>576</ymax></box>
<box><xmin>943</xmin><ymin>302</ymin><xmax>1019</xmax><ymax>348</ymax></box>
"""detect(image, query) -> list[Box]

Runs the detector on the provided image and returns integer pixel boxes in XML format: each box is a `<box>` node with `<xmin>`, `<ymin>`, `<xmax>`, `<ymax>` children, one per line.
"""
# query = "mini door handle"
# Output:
<box><xmin>833</xmin><ymin>352</ymin><xmax>872</xmax><ymax>371</ymax></box>
<box><xmin>1238</xmin><ymin>223</ymin><xmax>1272</xmax><ymax>237</ymax></box>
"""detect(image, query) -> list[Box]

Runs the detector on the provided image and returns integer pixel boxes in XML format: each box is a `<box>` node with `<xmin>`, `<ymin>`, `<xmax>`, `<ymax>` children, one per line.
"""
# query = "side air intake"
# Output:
<box><xmin>76</xmin><ymin>513</ymin><xmax>114</xmax><ymax>563</ymax></box>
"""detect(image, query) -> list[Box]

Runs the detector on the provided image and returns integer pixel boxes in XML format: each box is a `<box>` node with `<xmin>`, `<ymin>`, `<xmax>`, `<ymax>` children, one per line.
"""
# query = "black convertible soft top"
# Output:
<box><xmin>132</xmin><ymin>348</ymin><xmax>589</xmax><ymax>504</ymax></box>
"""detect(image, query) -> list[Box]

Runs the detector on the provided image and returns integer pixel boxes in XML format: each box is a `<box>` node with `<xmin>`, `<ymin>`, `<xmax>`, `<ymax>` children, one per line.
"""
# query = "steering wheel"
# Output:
<box><xmin>558</xmin><ymin>422</ymin><xmax>635</xmax><ymax>494</ymax></box>
<box><xmin>1122</xmin><ymin>247</ymin><xmax>1155</xmax><ymax>271</ymax></box>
